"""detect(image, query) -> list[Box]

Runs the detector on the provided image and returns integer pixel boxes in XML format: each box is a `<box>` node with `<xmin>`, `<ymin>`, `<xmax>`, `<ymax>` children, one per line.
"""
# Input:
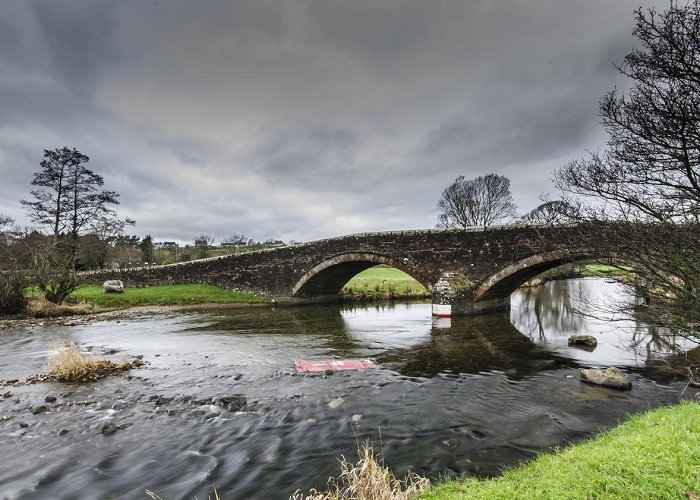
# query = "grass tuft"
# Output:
<box><xmin>291</xmin><ymin>441</ymin><xmax>430</xmax><ymax>500</ymax></box>
<box><xmin>43</xmin><ymin>342</ymin><xmax>142</xmax><ymax>382</ymax></box>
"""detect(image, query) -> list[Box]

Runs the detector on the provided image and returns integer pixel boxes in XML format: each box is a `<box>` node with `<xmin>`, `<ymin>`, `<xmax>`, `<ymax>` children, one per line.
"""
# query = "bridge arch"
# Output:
<box><xmin>292</xmin><ymin>252</ymin><xmax>431</xmax><ymax>298</ymax></box>
<box><xmin>474</xmin><ymin>249</ymin><xmax>594</xmax><ymax>302</ymax></box>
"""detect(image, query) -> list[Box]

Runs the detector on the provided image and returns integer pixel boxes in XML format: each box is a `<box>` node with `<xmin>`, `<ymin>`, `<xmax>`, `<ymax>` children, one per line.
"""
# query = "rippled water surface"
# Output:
<box><xmin>0</xmin><ymin>278</ymin><xmax>692</xmax><ymax>499</ymax></box>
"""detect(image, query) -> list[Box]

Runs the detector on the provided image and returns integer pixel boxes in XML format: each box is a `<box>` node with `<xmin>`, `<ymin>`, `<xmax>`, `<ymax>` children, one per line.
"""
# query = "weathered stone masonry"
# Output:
<box><xmin>82</xmin><ymin>225</ymin><xmax>593</xmax><ymax>316</ymax></box>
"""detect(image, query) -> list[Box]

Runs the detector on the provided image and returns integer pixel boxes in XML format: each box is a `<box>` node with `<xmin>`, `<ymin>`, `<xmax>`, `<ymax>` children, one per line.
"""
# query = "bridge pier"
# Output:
<box><xmin>432</xmin><ymin>296</ymin><xmax>510</xmax><ymax>317</ymax></box>
<box><xmin>431</xmin><ymin>271</ymin><xmax>510</xmax><ymax>317</ymax></box>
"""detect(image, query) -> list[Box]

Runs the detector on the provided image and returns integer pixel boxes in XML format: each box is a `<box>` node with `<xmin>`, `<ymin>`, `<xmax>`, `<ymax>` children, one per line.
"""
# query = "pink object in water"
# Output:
<box><xmin>294</xmin><ymin>358</ymin><xmax>377</xmax><ymax>373</ymax></box>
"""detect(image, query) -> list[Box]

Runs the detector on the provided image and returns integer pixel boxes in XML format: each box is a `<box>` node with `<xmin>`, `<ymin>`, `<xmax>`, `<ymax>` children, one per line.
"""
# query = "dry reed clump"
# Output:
<box><xmin>27</xmin><ymin>297</ymin><xmax>101</xmax><ymax>318</ymax></box>
<box><xmin>290</xmin><ymin>442</ymin><xmax>430</xmax><ymax>500</ymax></box>
<box><xmin>43</xmin><ymin>342</ymin><xmax>143</xmax><ymax>382</ymax></box>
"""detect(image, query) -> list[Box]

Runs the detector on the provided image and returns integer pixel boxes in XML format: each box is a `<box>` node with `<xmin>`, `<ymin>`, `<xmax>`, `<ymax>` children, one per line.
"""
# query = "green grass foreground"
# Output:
<box><xmin>68</xmin><ymin>284</ymin><xmax>268</xmax><ymax>309</ymax></box>
<box><xmin>419</xmin><ymin>401</ymin><xmax>700</xmax><ymax>500</ymax></box>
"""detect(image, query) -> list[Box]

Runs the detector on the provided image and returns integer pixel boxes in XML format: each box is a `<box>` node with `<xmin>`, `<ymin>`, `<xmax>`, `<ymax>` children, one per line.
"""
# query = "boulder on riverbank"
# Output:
<box><xmin>580</xmin><ymin>367</ymin><xmax>632</xmax><ymax>390</ymax></box>
<box><xmin>103</xmin><ymin>280</ymin><xmax>124</xmax><ymax>293</ymax></box>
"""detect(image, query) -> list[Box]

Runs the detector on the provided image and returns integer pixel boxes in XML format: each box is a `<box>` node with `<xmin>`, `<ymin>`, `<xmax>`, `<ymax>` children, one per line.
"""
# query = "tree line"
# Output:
<box><xmin>0</xmin><ymin>147</ymin><xmax>283</xmax><ymax>313</ymax></box>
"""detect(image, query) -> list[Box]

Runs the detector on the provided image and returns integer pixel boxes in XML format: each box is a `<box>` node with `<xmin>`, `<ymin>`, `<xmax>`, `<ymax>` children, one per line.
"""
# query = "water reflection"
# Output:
<box><xmin>514</xmin><ymin>279</ymin><xmax>584</xmax><ymax>340</ymax></box>
<box><xmin>378</xmin><ymin>314</ymin><xmax>573</xmax><ymax>378</ymax></box>
<box><xmin>629</xmin><ymin>324</ymin><xmax>690</xmax><ymax>362</ymax></box>
<box><xmin>510</xmin><ymin>278</ymin><xmax>690</xmax><ymax>366</ymax></box>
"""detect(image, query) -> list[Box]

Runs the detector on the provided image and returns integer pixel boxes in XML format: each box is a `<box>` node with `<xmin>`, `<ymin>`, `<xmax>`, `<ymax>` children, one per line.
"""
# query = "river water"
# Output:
<box><xmin>0</xmin><ymin>278</ymin><xmax>694</xmax><ymax>499</ymax></box>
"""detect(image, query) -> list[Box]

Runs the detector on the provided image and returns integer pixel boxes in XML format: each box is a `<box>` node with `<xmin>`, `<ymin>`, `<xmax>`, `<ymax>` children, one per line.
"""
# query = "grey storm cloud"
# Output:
<box><xmin>0</xmin><ymin>0</ymin><xmax>670</xmax><ymax>243</ymax></box>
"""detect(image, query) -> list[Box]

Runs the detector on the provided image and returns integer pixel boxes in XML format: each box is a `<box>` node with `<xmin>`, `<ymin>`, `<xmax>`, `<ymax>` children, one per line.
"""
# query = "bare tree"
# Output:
<box><xmin>555</xmin><ymin>2</ymin><xmax>700</xmax><ymax>222</ymax></box>
<box><xmin>194</xmin><ymin>234</ymin><xmax>215</xmax><ymax>259</ymax></box>
<box><xmin>437</xmin><ymin>174</ymin><xmax>516</xmax><ymax>228</ymax></box>
<box><xmin>555</xmin><ymin>1</ymin><xmax>700</xmax><ymax>334</ymax></box>
<box><xmin>79</xmin><ymin>218</ymin><xmax>136</xmax><ymax>270</ymax></box>
<box><xmin>0</xmin><ymin>214</ymin><xmax>17</xmax><ymax>249</ymax></box>
<box><xmin>522</xmin><ymin>199</ymin><xmax>580</xmax><ymax>224</ymax></box>
<box><xmin>21</xmin><ymin>147</ymin><xmax>132</xmax><ymax>302</ymax></box>
<box><xmin>0</xmin><ymin>215</ymin><xmax>26</xmax><ymax>314</ymax></box>
<box><xmin>21</xmin><ymin>149</ymin><xmax>117</xmax><ymax>240</ymax></box>
<box><xmin>0</xmin><ymin>217</ymin><xmax>26</xmax><ymax>311</ymax></box>
<box><xmin>21</xmin><ymin>148</ymin><xmax>129</xmax><ymax>253</ymax></box>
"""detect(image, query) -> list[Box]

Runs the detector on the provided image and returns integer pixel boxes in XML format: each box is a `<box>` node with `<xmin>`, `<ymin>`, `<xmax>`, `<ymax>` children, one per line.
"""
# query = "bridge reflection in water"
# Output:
<box><xmin>376</xmin><ymin>313</ymin><xmax>575</xmax><ymax>379</ymax></box>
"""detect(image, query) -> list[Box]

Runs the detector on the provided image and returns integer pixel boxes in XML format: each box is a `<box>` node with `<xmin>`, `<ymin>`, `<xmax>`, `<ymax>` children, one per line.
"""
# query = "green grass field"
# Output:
<box><xmin>341</xmin><ymin>266</ymin><xmax>430</xmax><ymax>299</ymax></box>
<box><xmin>68</xmin><ymin>284</ymin><xmax>268</xmax><ymax>309</ymax></box>
<box><xmin>419</xmin><ymin>401</ymin><xmax>700</xmax><ymax>500</ymax></box>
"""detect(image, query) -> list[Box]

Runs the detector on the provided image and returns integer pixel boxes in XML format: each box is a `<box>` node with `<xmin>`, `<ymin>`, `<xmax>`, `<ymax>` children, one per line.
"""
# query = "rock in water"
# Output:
<box><xmin>568</xmin><ymin>335</ymin><xmax>598</xmax><ymax>348</ymax></box>
<box><xmin>580</xmin><ymin>367</ymin><xmax>631</xmax><ymax>390</ymax></box>
<box><xmin>101</xmin><ymin>422</ymin><xmax>119</xmax><ymax>435</ymax></box>
<box><xmin>31</xmin><ymin>404</ymin><xmax>50</xmax><ymax>415</ymax></box>
<box><xmin>154</xmin><ymin>396</ymin><xmax>173</xmax><ymax>406</ymax></box>
<box><xmin>219</xmin><ymin>395</ymin><xmax>247</xmax><ymax>411</ymax></box>
<box><xmin>103</xmin><ymin>280</ymin><xmax>124</xmax><ymax>293</ymax></box>
<box><xmin>328</xmin><ymin>397</ymin><xmax>344</xmax><ymax>409</ymax></box>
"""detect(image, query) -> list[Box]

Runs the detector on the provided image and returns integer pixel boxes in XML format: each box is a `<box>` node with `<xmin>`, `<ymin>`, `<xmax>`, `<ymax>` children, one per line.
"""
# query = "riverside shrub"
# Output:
<box><xmin>0</xmin><ymin>270</ymin><xmax>26</xmax><ymax>315</ymax></box>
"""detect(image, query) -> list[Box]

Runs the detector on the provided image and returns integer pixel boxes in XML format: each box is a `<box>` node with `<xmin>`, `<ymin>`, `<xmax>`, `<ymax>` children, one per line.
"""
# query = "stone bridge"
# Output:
<box><xmin>84</xmin><ymin>224</ymin><xmax>596</xmax><ymax>316</ymax></box>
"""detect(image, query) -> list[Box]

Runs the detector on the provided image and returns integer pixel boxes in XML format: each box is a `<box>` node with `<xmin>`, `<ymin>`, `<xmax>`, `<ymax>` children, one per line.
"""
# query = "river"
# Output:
<box><xmin>0</xmin><ymin>278</ymin><xmax>692</xmax><ymax>499</ymax></box>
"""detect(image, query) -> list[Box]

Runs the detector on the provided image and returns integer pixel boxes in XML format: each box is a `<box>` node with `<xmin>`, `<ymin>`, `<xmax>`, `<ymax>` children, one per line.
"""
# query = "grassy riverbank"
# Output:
<box><xmin>418</xmin><ymin>401</ymin><xmax>700</xmax><ymax>500</ymax></box>
<box><xmin>579</xmin><ymin>263</ymin><xmax>634</xmax><ymax>280</ymax></box>
<box><xmin>67</xmin><ymin>284</ymin><xmax>268</xmax><ymax>309</ymax></box>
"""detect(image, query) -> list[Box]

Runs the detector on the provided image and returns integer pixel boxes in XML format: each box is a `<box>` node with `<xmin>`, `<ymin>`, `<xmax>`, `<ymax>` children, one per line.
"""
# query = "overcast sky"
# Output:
<box><xmin>0</xmin><ymin>0</ymin><xmax>669</xmax><ymax>244</ymax></box>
